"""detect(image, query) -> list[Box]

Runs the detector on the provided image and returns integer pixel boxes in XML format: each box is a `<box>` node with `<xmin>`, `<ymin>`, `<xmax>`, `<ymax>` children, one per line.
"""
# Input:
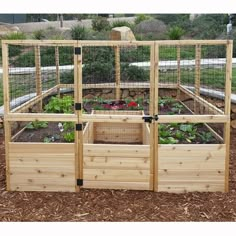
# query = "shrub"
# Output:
<box><xmin>71</xmin><ymin>25</ymin><xmax>87</xmax><ymax>40</ymax></box>
<box><xmin>122</xmin><ymin>64</ymin><xmax>149</xmax><ymax>82</ymax></box>
<box><xmin>111</xmin><ymin>20</ymin><xmax>132</xmax><ymax>28</ymax></box>
<box><xmin>92</xmin><ymin>16</ymin><xmax>110</xmax><ymax>32</ymax></box>
<box><xmin>167</xmin><ymin>26</ymin><xmax>185</xmax><ymax>40</ymax></box>
<box><xmin>4</xmin><ymin>32</ymin><xmax>26</xmax><ymax>40</ymax></box>
<box><xmin>135</xmin><ymin>14</ymin><xmax>151</xmax><ymax>25</ymax></box>
<box><xmin>33</xmin><ymin>30</ymin><xmax>46</xmax><ymax>39</ymax></box>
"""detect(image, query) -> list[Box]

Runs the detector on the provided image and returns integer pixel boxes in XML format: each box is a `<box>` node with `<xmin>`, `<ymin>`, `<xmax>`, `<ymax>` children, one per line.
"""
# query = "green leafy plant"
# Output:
<box><xmin>63</xmin><ymin>131</ymin><xmax>75</xmax><ymax>142</ymax></box>
<box><xmin>33</xmin><ymin>30</ymin><xmax>46</xmax><ymax>39</ymax></box>
<box><xmin>26</xmin><ymin>121</ymin><xmax>48</xmax><ymax>130</ymax></box>
<box><xmin>111</xmin><ymin>20</ymin><xmax>132</xmax><ymax>28</ymax></box>
<box><xmin>63</xmin><ymin>122</ymin><xmax>74</xmax><ymax>131</ymax></box>
<box><xmin>197</xmin><ymin>132</ymin><xmax>213</xmax><ymax>144</ymax></box>
<box><xmin>171</xmin><ymin>103</ymin><xmax>183</xmax><ymax>114</ymax></box>
<box><xmin>44</xmin><ymin>96</ymin><xmax>74</xmax><ymax>113</ymax></box>
<box><xmin>167</xmin><ymin>26</ymin><xmax>185</xmax><ymax>40</ymax></box>
<box><xmin>92</xmin><ymin>16</ymin><xmax>110</xmax><ymax>31</ymax></box>
<box><xmin>135</xmin><ymin>14</ymin><xmax>151</xmax><ymax>25</ymax></box>
<box><xmin>159</xmin><ymin>136</ymin><xmax>178</xmax><ymax>144</ymax></box>
<box><xmin>71</xmin><ymin>25</ymin><xmax>87</xmax><ymax>40</ymax></box>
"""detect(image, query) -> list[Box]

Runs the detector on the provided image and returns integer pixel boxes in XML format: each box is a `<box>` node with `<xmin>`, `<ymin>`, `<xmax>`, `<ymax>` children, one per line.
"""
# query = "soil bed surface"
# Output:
<box><xmin>0</xmin><ymin>129</ymin><xmax>236</xmax><ymax>221</ymax></box>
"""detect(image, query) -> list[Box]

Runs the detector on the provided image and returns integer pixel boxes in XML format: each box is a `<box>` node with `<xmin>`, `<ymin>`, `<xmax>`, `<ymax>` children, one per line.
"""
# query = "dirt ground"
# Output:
<box><xmin>0</xmin><ymin>130</ymin><xmax>236</xmax><ymax>222</ymax></box>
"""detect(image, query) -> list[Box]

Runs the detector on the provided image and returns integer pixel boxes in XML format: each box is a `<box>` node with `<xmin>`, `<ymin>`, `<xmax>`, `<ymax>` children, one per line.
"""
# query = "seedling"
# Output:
<box><xmin>26</xmin><ymin>121</ymin><xmax>48</xmax><ymax>130</ymax></box>
<box><xmin>63</xmin><ymin>131</ymin><xmax>75</xmax><ymax>142</ymax></box>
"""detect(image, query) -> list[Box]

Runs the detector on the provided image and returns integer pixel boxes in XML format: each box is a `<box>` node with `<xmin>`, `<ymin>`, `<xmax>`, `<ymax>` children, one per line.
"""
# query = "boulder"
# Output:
<box><xmin>110</xmin><ymin>26</ymin><xmax>136</xmax><ymax>41</ymax></box>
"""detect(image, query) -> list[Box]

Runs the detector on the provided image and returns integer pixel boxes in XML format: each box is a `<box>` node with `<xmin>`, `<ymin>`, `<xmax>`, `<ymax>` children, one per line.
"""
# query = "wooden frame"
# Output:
<box><xmin>2</xmin><ymin>39</ymin><xmax>232</xmax><ymax>193</ymax></box>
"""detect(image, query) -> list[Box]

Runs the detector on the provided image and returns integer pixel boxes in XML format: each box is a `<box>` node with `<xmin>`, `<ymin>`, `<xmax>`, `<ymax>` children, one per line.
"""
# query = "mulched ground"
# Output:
<box><xmin>0</xmin><ymin>130</ymin><xmax>236</xmax><ymax>222</ymax></box>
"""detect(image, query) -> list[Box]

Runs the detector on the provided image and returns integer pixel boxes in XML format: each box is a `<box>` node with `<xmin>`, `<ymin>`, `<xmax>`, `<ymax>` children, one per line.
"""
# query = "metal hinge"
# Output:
<box><xmin>77</xmin><ymin>179</ymin><xmax>83</xmax><ymax>186</ymax></box>
<box><xmin>75</xmin><ymin>103</ymin><xmax>82</xmax><ymax>110</ymax></box>
<box><xmin>76</xmin><ymin>123</ymin><xmax>83</xmax><ymax>131</ymax></box>
<box><xmin>142</xmin><ymin>115</ymin><xmax>159</xmax><ymax>123</ymax></box>
<box><xmin>74</xmin><ymin>47</ymin><xmax>81</xmax><ymax>55</ymax></box>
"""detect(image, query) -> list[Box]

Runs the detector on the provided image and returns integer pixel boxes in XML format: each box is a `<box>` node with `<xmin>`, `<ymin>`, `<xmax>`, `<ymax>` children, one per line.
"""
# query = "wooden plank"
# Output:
<box><xmin>35</xmin><ymin>46</ymin><xmax>42</xmax><ymax>111</ymax></box>
<box><xmin>157</xmin><ymin>40</ymin><xmax>228</xmax><ymax>46</ymax></box>
<box><xmin>158</xmin><ymin>181</ymin><xmax>224</xmax><ymax>193</ymax></box>
<box><xmin>6</xmin><ymin>113</ymin><xmax>77</xmax><ymax>122</ymax></box>
<box><xmin>158</xmin><ymin>114</ymin><xmax>228</xmax><ymax>123</ymax></box>
<box><xmin>84</xmin><ymin>156</ymin><xmax>150</xmax><ymax>170</ymax></box>
<box><xmin>84</xmin><ymin>144</ymin><xmax>150</xmax><ymax>158</ymax></box>
<box><xmin>80</xmin><ymin>40</ymin><xmax>153</xmax><ymax>46</ymax></box>
<box><xmin>224</xmin><ymin>40</ymin><xmax>233</xmax><ymax>192</ymax></box>
<box><xmin>2</xmin><ymin>42</ymin><xmax>11</xmax><ymax>190</ymax></box>
<box><xmin>83</xmin><ymin>181</ymin><xmax>150</xmax><ymax>190</ymax></box>
<box><xmin>55</xmin><ymin>47</ymin><xmax>60</xmax><ymax>95</ymax></box>
<box><xmin>2</xmin><ymin>40</ymin><xmax>77</xmax><ymax>46</ymax></box>
<box><xmin>9</xmin><ymin>143</ymin><xmax>74</xmax><ymax>153</ymax></box>
<box><xmin>179</xmin><ymin>85</ymin><xmax>224</xmax><ymax>115</ymax></box>
<box><xmin>115</xmin><ymin>46</ymin><xmax>121</xmax><ymax>100</ymax></box>
<box><xmin>84</xmin><ymin>169</ymin><xmax>149</xmax><ymax>182</ymax></box>
<box><xmin>194</xmin><ymin>44</ymin><xmax>201</xmax><ymax>113</ymax></box>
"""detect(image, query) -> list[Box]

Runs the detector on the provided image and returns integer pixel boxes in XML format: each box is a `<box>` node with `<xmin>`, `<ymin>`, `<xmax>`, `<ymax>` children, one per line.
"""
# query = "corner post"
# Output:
<box><xmin>224</xmin><ymin>40</ymin><xmax>233</xmax><ymax>192</ymax></box>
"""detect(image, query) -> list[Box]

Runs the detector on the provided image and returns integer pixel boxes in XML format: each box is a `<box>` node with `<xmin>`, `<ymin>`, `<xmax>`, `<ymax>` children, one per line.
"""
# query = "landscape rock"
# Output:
<box><xmin>110</xmin><ymin>26</ymin><xmax>136</xmax><ymax>41</ymax></box>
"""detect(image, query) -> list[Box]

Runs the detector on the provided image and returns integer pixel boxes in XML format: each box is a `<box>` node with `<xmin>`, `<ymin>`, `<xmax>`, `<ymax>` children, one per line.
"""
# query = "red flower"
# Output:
<box><xmin>127</xmin><ymin>101</ymin><xmax>138</xmax><ymax>107</ymax></box>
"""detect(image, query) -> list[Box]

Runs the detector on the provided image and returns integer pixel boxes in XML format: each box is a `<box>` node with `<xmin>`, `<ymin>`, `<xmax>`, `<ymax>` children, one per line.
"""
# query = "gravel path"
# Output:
<box><xmin>0</xmin><ymin>129</ymin><xmax>236</xmax><ymax>221</ymax></box>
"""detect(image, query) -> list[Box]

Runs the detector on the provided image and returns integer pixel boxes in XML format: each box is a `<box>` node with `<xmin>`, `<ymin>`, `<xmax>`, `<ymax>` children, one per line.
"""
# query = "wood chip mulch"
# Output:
<box><xmin>0</xmin><ymin>130</ymin><xmax>236</xmax><ymax>222</ymax></box>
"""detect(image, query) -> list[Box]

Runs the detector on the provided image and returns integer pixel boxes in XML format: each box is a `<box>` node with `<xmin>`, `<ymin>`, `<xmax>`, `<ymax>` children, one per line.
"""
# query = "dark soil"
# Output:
<box><xmin>0</xmin><ymin>129</ymin><xmax>236</xmax><ymax>221</ymax></box>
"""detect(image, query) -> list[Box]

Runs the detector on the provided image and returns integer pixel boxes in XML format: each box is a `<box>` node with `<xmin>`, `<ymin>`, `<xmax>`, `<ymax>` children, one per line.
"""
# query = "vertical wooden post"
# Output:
<box><xmin>55</xmin><ymin>46</ymin><xmax>60</xmax><ymax>96</ymax></box>
<box><xmin>74</xmin><ymin>43</ymin><xmax>83</xmax><ymax>191</ymax></box>
<box><xmin>149</xmin><ymin>43</ymin><xmax>155</xmax><ymax>191</ymax></box>
<box><xmin>224</xmin><ymin>40</ymin><xmax>233</xmax><ymax>192</ymax></box>
<box><xmin>153</xmin><ymin>42</ymin><xmax>159</xmax><ymax>192</ymax></box>
<box><xmin>115</xmin><ymin>46</ymin><xmax>121</xmax><ymax>100</ymax></box>
<box><xmin>34</xmin><ymin>46</ymin><xmax>42</xmax><ymax>111</ymax></box>
<box><xmin>194</xmin><ymin>44</ymin><xmax>201</xmax><ymax>113</ymax></box>
<box><xmin>2</xmin><ymin>42</ymin><xmax>11</xmax><ymax>190</ymax></box>
<box><xmin>176</xmin><ymin>45</ymin><xmax>181</xmax><ymax>100</ymax></box>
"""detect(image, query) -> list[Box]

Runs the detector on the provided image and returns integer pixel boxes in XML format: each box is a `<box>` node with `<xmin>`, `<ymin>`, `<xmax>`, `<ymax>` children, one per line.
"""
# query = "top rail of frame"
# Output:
<box><xmin>1</xmin><ymin>39</ymin><xmax>231</xmax><ymax>47</ymax></box>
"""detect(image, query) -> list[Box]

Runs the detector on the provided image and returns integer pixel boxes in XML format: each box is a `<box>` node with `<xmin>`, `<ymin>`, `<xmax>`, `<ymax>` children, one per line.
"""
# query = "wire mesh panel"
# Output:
<box><xmin>82</xmin><ymin>44</ymin><xmax>152</xmax><ymax>115</ymax></box>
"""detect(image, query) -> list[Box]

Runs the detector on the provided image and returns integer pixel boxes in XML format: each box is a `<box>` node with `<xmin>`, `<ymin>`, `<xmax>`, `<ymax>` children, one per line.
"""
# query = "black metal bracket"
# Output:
<box><xmin>75</xmin><ymin>103</ymin><xmax>82</xmax><ymax>111</ymax></box>
<box><xmin>76</xmin><ymin>123</ymin><xmax>83</xmax><ymax>131</ymax></box>
<box><xmin>77</xmin><ymin>179</ymin><xmax>83</xmax><ymax>186</ymax></box>
<box><xmin>142</xmin><ymin>115</ymin><xmax>159</xmax><ymax>123</ymax></box>
<box><xmin>74</xmin><ymin>47</ymin><xmax>81</xmax><ymax>55</ymax></box>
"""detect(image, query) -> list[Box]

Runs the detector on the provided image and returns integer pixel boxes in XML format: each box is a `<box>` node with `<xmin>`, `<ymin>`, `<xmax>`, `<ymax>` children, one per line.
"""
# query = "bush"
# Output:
<box><xmin>122</xmin><ymin>64</ymin><xmax>149</xmax><ymax>82</ymax></box>
<box><xmin>92</xmin><ymin>16</ymin><xmax>110</xmax><ymax>32</ymax></box>
<box><xmin>33</xmin><ymin>30</ymin><xmax>46</xmax><ymax>39</ymax></box>
<box><xmin>134</xmin><ymin>14</ymin><xmax>151</xmax><ymax>25</ymax></box>
<box><xmin>167</xmin><ymin>26</ymin><xmax>185</xmax><ymax>40</ymax></box>
<box><xmin>71</xmin><ymin>25</ymin><xmax>87</xmax><ymax>40</ymax></box>
<box><xmin>3</xmin><ymin>32</ymin><xmax>26</xmax><ymax>40</ymax></box>
<box><xmin>111</xmin><ymin>20</ymin><xmax>132</xmax><ymax>28</ymax></box>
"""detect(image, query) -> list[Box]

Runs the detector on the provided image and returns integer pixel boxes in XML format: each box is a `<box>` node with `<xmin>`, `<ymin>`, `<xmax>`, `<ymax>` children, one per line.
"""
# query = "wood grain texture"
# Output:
<box><xmin>8</xmin><ymin>143</ymin><xmax>75</xmax><ymax>192</ymax></box>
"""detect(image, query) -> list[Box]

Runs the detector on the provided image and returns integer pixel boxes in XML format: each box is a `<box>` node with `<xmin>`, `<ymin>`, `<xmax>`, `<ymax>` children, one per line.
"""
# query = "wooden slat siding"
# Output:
<box><xmin>8</xmin><ymin>143</ymin><xmax>75</xmax><ymax>192</ymax></box>
<box><xmin>115</xmin><ymin>46</ymin><xmax>121</xmax><ymax>100</ymax></box>
<box><xmin>176</xmin><ymin>45</ymin><xmax>181</xmax><ymax>100</ymax></box>
<box><xmin>55</xmin><ymin>47</ymin><xmax>60</xmax><ymax>96</ymax></box>
<box><xmin>84</xmin><ymin>181</ymin><xmax>149</xmax><ymax>190</ymax></box>
<box><xmin>11</xmin><ymin>84</ymin><xmax>59</xmax><ymax>113</ymax></box>
<box><xmin>158</xmin><ymin>144</ymin><xmax>225</xmax><ymax>193</ymax></box>
<box><xmin>179</xmin><ymin>85</ymin><xmax>224</xmax><ymax>115</ymax></box>
<box><xmin>83</xmin><ymin>144</ymin><xmax>150</xmax><ymax>190</ymax></box>
<box><xmin>94</xmin><ymin>122</ymin><xmax>142</xmax><ymax>144</ymax></box>
<box><xmin>34</xmin><ymin>46</ymin><xmax>42</xmax><ymax>112</ymax></box>
<box><xmin>194</xmin><ymin>44</ymin><xmax>201</xmax><ymax>113</ymax></box>
<box><xmin>224</xmin><ymin>40</ymin><xmax>233</xmax><ymax>192</ymax></box>
<box><xmin>2</xmin><ymin>42</ymin><xmax>11</xmax><ymax>190</ymax></box>
<box><xmin>143</xmin><ymin>123</ymin><xmax>150</xmax><ymax>145</ymax></box>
